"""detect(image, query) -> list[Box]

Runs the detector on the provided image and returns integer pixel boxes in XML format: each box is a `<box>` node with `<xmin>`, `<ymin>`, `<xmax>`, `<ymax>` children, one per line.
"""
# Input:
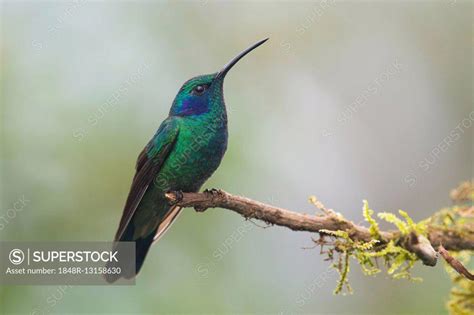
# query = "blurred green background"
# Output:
<box><xmin>1</xmin><ymin>0</ymin><xmax>472</xmax><ymax>314</ymax></box>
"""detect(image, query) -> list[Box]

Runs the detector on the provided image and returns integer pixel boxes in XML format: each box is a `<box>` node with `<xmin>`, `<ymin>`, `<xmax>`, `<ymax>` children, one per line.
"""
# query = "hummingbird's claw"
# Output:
<box><xmin>195</xmin><ymin>188</ymin><xmax>221</xmax><ymax>212</ymax></box>
<box><xmin>204</xmin><ymin>188</ymin><xmax>221</xmax><ymax>196</ymax></box>
<box><xmin>166</xmin><ymin>190</ymin><xmax>183</xmax><ymax>205</ymax></box>
<box><xmin>194</xmin><ymin>206</ymin><xmax>207</xmax><ymax>212</ymax></box>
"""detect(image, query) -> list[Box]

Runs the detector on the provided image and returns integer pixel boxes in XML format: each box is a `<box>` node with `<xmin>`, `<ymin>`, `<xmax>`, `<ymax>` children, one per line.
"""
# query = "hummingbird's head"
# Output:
<box><xmin>169</xmin><ymin>73</ymin><xmax>218</xmax><ymax>117</ymax></box>
<box><xmin>169</xmin><ymin>38</ymin><xmax>268</xmax><ymax>117</ymax></box>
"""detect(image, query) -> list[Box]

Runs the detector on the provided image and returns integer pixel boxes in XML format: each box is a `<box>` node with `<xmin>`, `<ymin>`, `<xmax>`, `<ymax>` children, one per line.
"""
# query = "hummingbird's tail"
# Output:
<box><xmin>104</xmin><ymin>224</ymin><xmax>155</xmax><ymax>283</ymax></box>
<box><xmin>105</xmin><ymin>204</ymin><xmax>183</xmax><ymax>283</ymax></box>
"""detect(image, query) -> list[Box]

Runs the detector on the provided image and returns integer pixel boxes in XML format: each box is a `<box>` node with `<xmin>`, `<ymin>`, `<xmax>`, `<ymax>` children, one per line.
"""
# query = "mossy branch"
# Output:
<box><xmin>164</xmin><ymin>189</ymin><xmax>474</xmax><ymax>254</ymax></box>
<box><xmin>165</xmin><ymin>181</ymin><xmax>473</xmax><ymax>312</ymax></box>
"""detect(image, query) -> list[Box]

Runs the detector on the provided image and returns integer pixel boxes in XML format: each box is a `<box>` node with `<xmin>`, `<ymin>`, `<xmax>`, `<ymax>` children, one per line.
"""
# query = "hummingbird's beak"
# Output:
<box><xmin>215</xmin><ymin>38</ymin><xmax>269</xmax><ymax>80</ymax></box>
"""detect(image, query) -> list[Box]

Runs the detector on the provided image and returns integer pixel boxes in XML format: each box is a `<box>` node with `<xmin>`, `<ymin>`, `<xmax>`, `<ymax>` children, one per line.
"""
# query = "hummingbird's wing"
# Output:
<box><xmin>114</xmin><ymin>117</ymin><xmax>180</xmax><ymax>241</ymax></box>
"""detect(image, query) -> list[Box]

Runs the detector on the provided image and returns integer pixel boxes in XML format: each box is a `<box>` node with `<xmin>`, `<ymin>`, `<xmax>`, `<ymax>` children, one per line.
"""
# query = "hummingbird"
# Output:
<box><xmin>107</xmin><ymin>38</ymin><xmax>268</xmax><ymax>282</ymax></box>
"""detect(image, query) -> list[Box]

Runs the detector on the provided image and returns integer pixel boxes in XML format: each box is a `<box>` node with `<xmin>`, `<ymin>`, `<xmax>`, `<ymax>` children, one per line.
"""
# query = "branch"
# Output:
<box><xmin>438</xmin><ymin>245</ymin><xmax>474</xmax><ymax>280</ymax></box>
<box><xmin>165</xmin><ymin>189</ymin><xmax>474</xmax><ymax>255</ymax></box>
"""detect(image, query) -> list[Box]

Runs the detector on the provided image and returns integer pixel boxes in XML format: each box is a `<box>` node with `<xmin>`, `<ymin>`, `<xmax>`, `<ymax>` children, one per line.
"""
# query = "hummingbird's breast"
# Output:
<box><xmin>159</xmin><ymin>114</ymin><xmax>228</xmax><ymax>192</ymax></box>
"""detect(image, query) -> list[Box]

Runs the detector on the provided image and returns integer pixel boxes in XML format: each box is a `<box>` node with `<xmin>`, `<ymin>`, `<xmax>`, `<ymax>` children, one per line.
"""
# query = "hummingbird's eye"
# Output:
<box><xmin>192</xmin><ymin>85</ymin><xmax>206</xmax><ymax>95</ymax></box>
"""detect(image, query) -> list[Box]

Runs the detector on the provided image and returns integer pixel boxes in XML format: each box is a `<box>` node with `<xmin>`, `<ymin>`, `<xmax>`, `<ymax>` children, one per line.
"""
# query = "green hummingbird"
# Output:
<box><xmin>108</xmin><ymin>38</ymin><xmax>268</xmax><ymax>282</ymax></box>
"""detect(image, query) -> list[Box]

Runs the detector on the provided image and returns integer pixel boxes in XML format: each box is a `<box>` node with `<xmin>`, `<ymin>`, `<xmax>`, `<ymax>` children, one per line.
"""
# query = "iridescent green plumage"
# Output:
<box><xmin>108</xmin><ymin>39</ymin><xmax>268</xmax><ymax>282</ymax></box>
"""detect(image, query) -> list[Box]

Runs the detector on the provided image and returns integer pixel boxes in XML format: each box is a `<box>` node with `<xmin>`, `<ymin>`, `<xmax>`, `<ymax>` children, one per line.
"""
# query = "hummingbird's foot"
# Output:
<box><xmin>204</xmin><ymin>188</ymin><xmax>221</xmax><ymax>196</ymax></box>
<box><xmin>194</xmin><ymin>205</ymin><xmax>207</xmax><ymax>212</ymax></box>
<box><xmin>166</xmin><ymin>190</ymin><xmax>183</xmax><ymax>206</ymax></box>
<box><xmin>195</xmin><ymin>189</ymin><xmax>221</xmax><ymax>212</ymax></box>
